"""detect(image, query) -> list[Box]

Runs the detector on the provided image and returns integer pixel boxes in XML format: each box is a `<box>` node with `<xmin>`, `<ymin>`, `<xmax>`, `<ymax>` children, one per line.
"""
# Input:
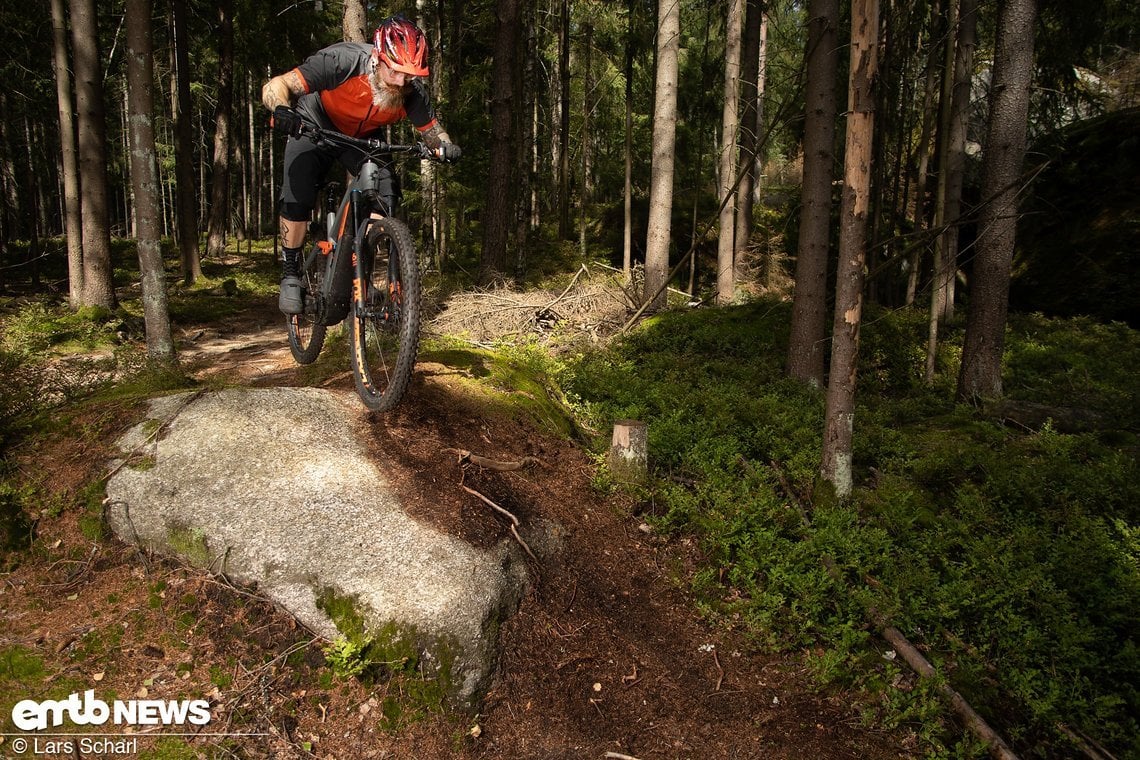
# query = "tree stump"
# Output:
<box><xmin>608</xmin><ymin>420</ymin><xmax>648</xmax><ymax>485</ymax></box>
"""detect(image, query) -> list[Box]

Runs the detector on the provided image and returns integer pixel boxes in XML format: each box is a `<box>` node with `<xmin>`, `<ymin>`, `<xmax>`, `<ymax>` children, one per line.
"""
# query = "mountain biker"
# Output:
<box><xmin>262</xmin><ymin>14</ymin><xmax>460</xmax><ymax>315</ymax></box>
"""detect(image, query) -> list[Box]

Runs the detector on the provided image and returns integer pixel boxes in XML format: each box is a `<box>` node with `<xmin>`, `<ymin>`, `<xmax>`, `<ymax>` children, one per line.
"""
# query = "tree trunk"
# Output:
<box><xmin>205</xmin><ymin>0</ymin><xmax>234</xmax><ymax>259</ymax></box>
<box><xmin>0</xmin><ymin>116</ymin><xmax>10</xmax><ymax>290</ymax></box>
<box><xmin>513</xmin><ymin>2</ymin><xmax>535</xmax><ymax>274</ymax></box>
<box><xmin>820</xmin><ymin>0</ymin><xmax>880</xmax><ymax>500</ymax></box>
<box><xmin>926</xmin><ymin>0</ymin><xmax>978</xmax><ymax>381</ymax></box>
<box><xmin>267</xmin><ymin>66</ymin><xmax>276</xmax><ymax>246</ymax></box>
<box><xmin>232</xmin><ymin>111</ymin><xmax>247</xmax><ymax>243</ymax></box>
<box><xmin>21</xmin><ymin>117</ymin><xmax>42</xmax><ymax>287</ymax></box>
<box><xmin>0</xmin><ymin>98</ymin><xmax>22</xmax><ymax>285</ymax></box>
<box><xmin>481</xmin><ymin>0</ymin><xmax>521</xmax><ymax>279</ymax></box>
<box><xmin>247</xmin><ymin>80</ymin><xmax>259</xmax><ymax>238</ymax></box>
<box><xmin>0</xmin><ymin>105</ymin><xmax>14</xmax><ymax>290</ymax></box>
<box><xmin>416</xmin><ymin>0</ymin><xmax>438</xmax><ymax>267</ymax></box>
<box><xmin>716</xmin><ymin>0</ymin><xmax>743</xmax><ymax>305</ymax></box>
<box><xmin>908</xmin><ymin>3</ymin><xmax>941</xmax><ymax>306</ymax></box>
<box><xmin>644</xmin><ymin>0</ymin><xmax>680</xmax><ymax>311</ymax></box>
<box><xmin>734</xmin><ymin>0</ymin><xmax>763</xmax><ymax>281</ymax></box>
<box><xmin>925</xmin><ymin>0</ymin><xmax>960</xmax><ymax>382</ymax></box>
<box><xmin>608</xmin><ymin>420</ymin><xmax>648</xmax><ymax>485</ymax></box>
<box><xmin>1</xmin><ymin>109</ymin><xmax>39</xmax><ymax>287</ymax></box>
<box><xmin>940</xmin><ymin>0</ymin><xmax>976</xmax><ymax>321</ymax></box>
<box><xmin>687</xmin><ymin>7</ymin><xmax>716</xmax><ymax>297</ymax></box>
<box><xmin>579</xmin><ymin>22</ymin><xmax>593</xmax><ymax>260</ymax></box>
<box><xmin>556</xmin><ymin>0</ymin><xmax>571</xmax><ymax>240</ymax></box>
<box><xmin>122</xmin><ymin>87</ymin><xmax>136</xmax><ymax>239</ymax></box>
<box><xmin>125</xmin><ymin>0</ymin><xmax>175</xmax><ymax>361</ymax></box>
<box><xmin>622</xmin><ymin>0</ymin><xmax>635</xmax><ymax>283</ymax></box>
<box><xmin>886</xmin><ymin>6</ymin><xmax>918</xmax><ymax>306</ymax></box>
<box><xmin>786</xmin><ymin>0</ymin><xmax>839</xmax><ymax>386</ymax></box>
<box><xmin>69</xmin><ymin>0</ymin><xmax>116</xmax><ymax>309</ymax></box>
<box><xmin>343</xmin><ymin>0</ymin><xmax>367</xmax><ymax>43</ymax></box>
<box><xmin>50</xmin><ymin>0</ymin><xmax>85</xmax><ymax>307</ymax></box>
<box><xmin>957</xmin><ymin>0</ymin><xmax>1037</xmax><ymax>401</ymax></box>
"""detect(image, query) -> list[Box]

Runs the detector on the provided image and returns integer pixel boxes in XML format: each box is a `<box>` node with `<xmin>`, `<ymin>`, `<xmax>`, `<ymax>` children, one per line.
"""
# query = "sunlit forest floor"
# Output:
<box><xmin>0</xmin><ymin>242</ymin><xmax>918</xmax><ymax>759</ymax></box>
<box><xmin>1</xmin><ymin>237</ymin><xmax>1138</xmax><ymax>759</ymax></box>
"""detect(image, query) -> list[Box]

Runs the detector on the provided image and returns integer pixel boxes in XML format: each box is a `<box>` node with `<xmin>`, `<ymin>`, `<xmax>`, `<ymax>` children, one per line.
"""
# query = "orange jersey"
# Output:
<box><xmin>291</xmin><ymin>42</ymin><xmax>437</xmax><ymax>138</ymax></box>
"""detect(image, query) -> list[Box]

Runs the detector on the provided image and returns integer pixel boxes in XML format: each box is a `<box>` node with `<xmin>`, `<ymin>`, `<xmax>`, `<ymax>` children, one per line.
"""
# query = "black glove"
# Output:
<box><xmin>436</xmin><ymin>141</ymin><xmax>461</xmax><ymax>163</ymax></box>
<box><xmin>271</xmin><ymin>106</ymin><xmax>303</xmax><ymax>137</ymax></box>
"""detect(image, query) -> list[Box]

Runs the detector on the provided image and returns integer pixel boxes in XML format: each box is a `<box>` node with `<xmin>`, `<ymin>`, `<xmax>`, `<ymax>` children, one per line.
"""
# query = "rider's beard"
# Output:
<box><xmin>371</xmin><ymin>75</ymin><xmax>405</xmax><ymax>111</ymax></box>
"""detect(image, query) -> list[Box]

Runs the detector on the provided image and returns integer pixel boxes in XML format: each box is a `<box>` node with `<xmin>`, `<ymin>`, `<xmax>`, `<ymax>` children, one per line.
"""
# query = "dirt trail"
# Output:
<box><xmin>1</xmin><ymin>297</ymin><xmax>913</xmax><ymax>759</ymax></box>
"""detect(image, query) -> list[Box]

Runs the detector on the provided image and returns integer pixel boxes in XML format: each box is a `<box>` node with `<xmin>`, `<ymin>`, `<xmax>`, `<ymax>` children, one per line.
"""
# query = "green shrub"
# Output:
<box><xmin>563</xmin><ymin>300</ymin><xmax>1140</xmax><ymax>758</ymax></box>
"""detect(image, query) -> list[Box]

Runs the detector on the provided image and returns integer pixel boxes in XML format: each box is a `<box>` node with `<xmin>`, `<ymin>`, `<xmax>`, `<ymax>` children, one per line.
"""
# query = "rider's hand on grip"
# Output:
<box><xmin>436</xmin><ymin>141</ymin><xmax>461</xmax><ymax>163</ymax></box>
<box><xmin>271</xmin><ymin>106</ymin><xmax>303</xmax><ymax>137</ymax></box>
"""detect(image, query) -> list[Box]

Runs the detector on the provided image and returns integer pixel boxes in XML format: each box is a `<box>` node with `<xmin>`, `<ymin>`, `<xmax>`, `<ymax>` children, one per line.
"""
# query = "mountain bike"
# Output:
<box><xmin>284</xmin><ymin>123</ymin><xmax>441</xmax><ymax>412</ymax></box>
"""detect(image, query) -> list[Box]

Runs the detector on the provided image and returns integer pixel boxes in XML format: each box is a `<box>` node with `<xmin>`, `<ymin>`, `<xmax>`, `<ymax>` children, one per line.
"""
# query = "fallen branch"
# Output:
<box><xmin>604</xmin><ymin>753</ymin><xmax>643</xmax><ymax>760</ymax></box>
<box><xmin>460</xmin><ymin>484</ymin><xmax>538</xmax><ymax>562</ymax></box>
<box><xmin>875</xmin><ymin>619</ymin><xmax>1020</xmax><ymax>760</ymax></box>
<box><xmin>545</xmin><ymin>263</ymin><xmax>590</xmax><ymax>313</ymax></box>
<box><xmin>443</xmin><ymin>448</ymin><xmax>543</xmax><ymax>472</ymax></box>
<box><xmin>758</xmin><ymin>454</ymin><xmax>1021</xmax><ymax>759</ymax></box>
<box><xmin>851</xmin><ymin>568</ymin><xmax>1019</xmax><ymax>758</ymax></box>
<box><xmin>1057</xmin><ymin>723</ymin><xmax>1117</xmax><ymax>760</ymax></box>
<box><xmin>844</xmin><ymin>565</ymin><xmax>1020</xmax><ymax>760</ymax></box>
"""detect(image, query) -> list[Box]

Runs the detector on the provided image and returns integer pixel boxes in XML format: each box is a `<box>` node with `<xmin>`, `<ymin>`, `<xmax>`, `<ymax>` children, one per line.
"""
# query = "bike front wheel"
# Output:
<box><xmin>349</xmin><ymin>217</ymin><xmax>422</xmax><ymax>412</ymax></box>
<box><xmin>287</xmin><ymin>246</ymin><xmax>329</xmax><ymax>365</ymax></box>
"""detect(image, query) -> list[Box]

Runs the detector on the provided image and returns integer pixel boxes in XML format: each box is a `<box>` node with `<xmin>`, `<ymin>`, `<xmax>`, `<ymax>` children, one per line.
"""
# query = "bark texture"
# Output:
<box><xmin>69</xmin><ymin>0</ymin><xmax>116</xmax><ymax>308</ymax></box>
<box><xmin>786</xmin><ymin>0</ymin><xmax>839</xmax><ymax>386</ymax></box>
<box><xmin>957</xmin><ymin>0</ymin><xmax>1037</xmax><ymax>401</ymax></box>
<box><xmin>50</xmin><ymin>0</ymin><xmax>84</xmax><ymax>307</ymax></box>
<box><xmin>205</xmin><ymin>0</ymin><xmax>235</xmax><ymax>259</ymax></box>
<box><xmin>481</xmin><ymin>0</ymin><xmax>521</xmax><ymax>279</ymax></box>
<box><xmin>557</xmin><ymin>0</ymin><xmax>571</xmax><ymax>240</ymax></box>
<box><xmin>926</xmin><ymin>0</ymin><xmax>978</xmax><ymax>381</ymax></box>
<box><xmin>734</xmin><ymin>1</ymin><xmax>765</xmax><ymax>281</ymax></box>
<box><xmin>343</xmin><ymin>0</ymin><xmax>367</xmax><ymax>43</ymax></box>
<box><xmin>126</xmin><ymin>0</ymin><xmax>175</xmax><ymax>360</ymax></box>
<box><xmin>644</xmin><ymin>0</ymin><xmax>681</xmax><ymax>311</ymax></box>
<box><xmin>716</xmin><ymin>0</ymin><xmax>744</xmax><ymax>304</ymax></box>
<box><xmin>821</xmin><ymin>0</ymin><xmax>879</xmax><ymax>500</ymax></box>
<box><xmin>171</xmin><ymin>0</ymin><xmax>202</xmax><ymax>282</ymax></box>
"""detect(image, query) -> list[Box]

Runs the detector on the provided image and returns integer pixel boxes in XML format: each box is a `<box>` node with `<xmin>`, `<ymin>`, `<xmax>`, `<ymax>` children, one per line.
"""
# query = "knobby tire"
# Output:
<box><xmin>287</xmin><ymin>246</ymin><xmax>329</xmax><ymax>364</ymax></box>
<box><xmin>350</xmin><ymin>217</ymin><xmax>421</xmax><ymax>412</ymax></box>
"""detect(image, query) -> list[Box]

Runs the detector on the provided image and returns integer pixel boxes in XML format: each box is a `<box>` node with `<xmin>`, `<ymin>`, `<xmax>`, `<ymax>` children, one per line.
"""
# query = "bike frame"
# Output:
<box><xmin>300</xmin><ymin>129</ymin><xmax>429</xmax><ymax>328</ymax></box>
<box><xmin>283</xmin><ymin>122</ymin><xmax>440</xmax><ymax>411</ymax></box>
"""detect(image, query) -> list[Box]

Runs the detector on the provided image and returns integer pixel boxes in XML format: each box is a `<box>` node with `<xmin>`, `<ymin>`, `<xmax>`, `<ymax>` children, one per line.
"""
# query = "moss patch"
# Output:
<box><xmin>314</xmin><ymin>587</ymin><xmax>457</xmax><ymax>728</ymax></box>
<box><xmin>166</xmin><ymin>523</ymin><xmax>211</xmax><ymax>567</ymax></box>
<box><xmin>0</xmin><ymin>645</ymin><xmax>46</xmax><ymax>684</ymax></box>
<box><xmin>421</xmin><ymin>340</ymin><xmax>578</xmax><ymax>438</ymax></box>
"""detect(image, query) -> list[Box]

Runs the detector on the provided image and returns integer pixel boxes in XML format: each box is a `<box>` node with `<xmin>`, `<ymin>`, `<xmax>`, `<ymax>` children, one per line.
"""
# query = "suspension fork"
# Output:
<box><xmin>352</xmin><ymin>212</ymin><xmax>389</xmax><ymax>315</ymax></box>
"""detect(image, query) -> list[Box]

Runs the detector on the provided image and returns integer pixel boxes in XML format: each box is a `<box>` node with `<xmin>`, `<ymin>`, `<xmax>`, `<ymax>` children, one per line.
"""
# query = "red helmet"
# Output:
<box><xmin>373</xmin><ymin>15</ymin><xmax>429</xmax><ymax>77</ymax></box>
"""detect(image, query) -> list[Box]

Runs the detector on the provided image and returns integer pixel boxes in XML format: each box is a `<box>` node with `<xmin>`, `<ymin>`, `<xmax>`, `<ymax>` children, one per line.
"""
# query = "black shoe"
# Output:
<box><xmin>279</xmin><ymin>276</ymin><xmax>304</xmax><ymax>314</ymax></box>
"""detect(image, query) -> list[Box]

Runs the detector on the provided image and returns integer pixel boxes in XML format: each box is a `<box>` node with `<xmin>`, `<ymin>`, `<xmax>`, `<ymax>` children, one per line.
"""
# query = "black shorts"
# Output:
<box><xmin>278</xmin><ymin>135</ymin><xmax>400</xmax><ymax>222</ymax></box>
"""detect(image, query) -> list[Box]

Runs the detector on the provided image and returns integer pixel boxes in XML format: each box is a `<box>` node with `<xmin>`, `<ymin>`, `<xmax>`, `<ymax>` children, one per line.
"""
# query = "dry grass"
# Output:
<box><xmin>426</xmin><ymin>265</ymin><xmax>635</xmax><ymax>348</ymax></box>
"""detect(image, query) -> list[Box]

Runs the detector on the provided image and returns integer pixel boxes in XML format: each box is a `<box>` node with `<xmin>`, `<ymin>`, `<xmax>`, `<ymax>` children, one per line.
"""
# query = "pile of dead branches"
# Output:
<box><xmin>427</xmin><ymin>265</ymin><xmax>633</xmax><ymax>347</ymax></box>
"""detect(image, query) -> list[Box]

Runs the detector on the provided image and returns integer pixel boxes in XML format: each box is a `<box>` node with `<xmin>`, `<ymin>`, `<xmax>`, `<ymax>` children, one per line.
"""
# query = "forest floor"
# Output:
<box><xmin>1</xmin><ymin>285</ymin><xmax>918</xmax><ymax>759</ymax></box>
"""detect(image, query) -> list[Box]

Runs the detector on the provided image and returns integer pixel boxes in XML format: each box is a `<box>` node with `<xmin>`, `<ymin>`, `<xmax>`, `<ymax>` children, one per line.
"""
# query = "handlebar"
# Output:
<box><xmin>299</xmin><ymin>122</ymin><xmax>436</xmax><ymax>161</ymax></box>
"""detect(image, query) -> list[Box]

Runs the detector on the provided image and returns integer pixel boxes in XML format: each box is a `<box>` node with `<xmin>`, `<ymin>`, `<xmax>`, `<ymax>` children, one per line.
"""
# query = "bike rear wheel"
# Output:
<box><xmin>287</xmin><ymin>246</ymin><xmax>329</xmax><ymax>365</ymax></box>
<box><xmin>349</xmin><ymin>217</ymin><xmax>421</xmax><ymax>412</ymax></box>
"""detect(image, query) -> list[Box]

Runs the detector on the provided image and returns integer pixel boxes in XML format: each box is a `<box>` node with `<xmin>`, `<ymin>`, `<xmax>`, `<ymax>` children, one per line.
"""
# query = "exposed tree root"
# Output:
<box><xmin>459</xmin><ymin>482</ymin><xmax>538</xmax><ymax>562</ymax></box>
<box><xmin>442</xmin><ymin>447</ymin><xmax>543</xmax><ymax>472</ymax></box>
